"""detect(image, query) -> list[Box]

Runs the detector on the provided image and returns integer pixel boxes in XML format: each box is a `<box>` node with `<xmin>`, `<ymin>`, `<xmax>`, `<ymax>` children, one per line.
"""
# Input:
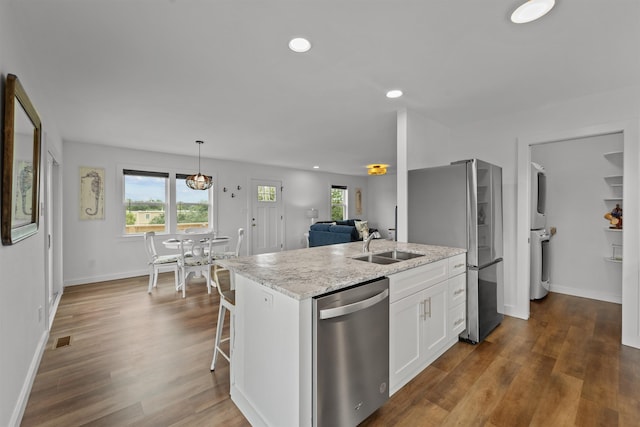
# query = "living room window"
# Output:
<box><xmin>331</xmin><ymin>185</ymin><xmax>348</xmax><ymax>221</ymax></box>
<box><xmin>123</xmin><ymin>169</ymin><xmax>169</xmax><ymax>234</ymax></box>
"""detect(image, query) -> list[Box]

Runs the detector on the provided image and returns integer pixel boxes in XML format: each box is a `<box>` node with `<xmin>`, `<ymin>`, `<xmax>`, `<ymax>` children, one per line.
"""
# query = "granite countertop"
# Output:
<box><xmin>216</xmin><ymin>240</ymin><xmax>465</xmax><ymax>300</ymax></box>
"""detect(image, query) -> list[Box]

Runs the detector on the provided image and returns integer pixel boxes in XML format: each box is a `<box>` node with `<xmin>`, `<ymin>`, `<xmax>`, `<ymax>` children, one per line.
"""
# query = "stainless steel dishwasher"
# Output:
<box><xmin>312</xmin><ymin>277</ymin><xmax>389</xmax><ymax>427</ymax></box>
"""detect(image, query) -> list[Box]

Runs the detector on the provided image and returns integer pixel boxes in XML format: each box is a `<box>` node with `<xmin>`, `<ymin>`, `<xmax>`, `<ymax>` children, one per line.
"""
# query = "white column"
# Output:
<box><xmin>396</xmin><ymin>108</ymin><xmax>408</xmax><ymax>243</ymax></box>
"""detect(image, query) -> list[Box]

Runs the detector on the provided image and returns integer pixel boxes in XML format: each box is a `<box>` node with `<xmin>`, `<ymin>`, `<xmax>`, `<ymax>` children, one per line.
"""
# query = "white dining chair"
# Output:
<box><xmin>211</xmin><ymin>268</ymin><xmax>235</xmax><ymax>371</ymax></box>
<box><xmin>176</xmin><ymin>232</ymin><xmax>215</xmax><ymax>298</ymax></box>
<box><xmin>211</xmin><ymin>228</ymin><xmax>244</xmax><ymax>260</ymax></box>
<box><xmin>144</xmin><ymin>231</ymin><xmax>181</xmax><ymax>294</ymax></box>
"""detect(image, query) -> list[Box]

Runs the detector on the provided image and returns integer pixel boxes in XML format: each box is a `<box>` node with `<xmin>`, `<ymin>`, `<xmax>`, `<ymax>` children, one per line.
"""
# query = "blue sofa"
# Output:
<box><xmin>308</xmin><ymin>220</ymin><xmax>362</xmax><ymax>247</ymax></box>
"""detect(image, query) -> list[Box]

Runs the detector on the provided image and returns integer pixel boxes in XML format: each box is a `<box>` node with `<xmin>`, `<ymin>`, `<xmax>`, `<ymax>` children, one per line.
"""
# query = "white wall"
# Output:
<box><xmin>366</xmin><ymin>173</ymin><xmax>397</xmax><ymax>239</ymax></box>
<box><xmin>532</xmin><ymin>133</ymin><xmax>624</xmax><ymax>302</ymax></box>
<box><xmin>62</xmin><ymin>141</ymin><xmax>370</xmax><ymax>285</ymax></box>
<box><xmin>0</xmin><ymin>1</ymin><xmax>65</xmax><ymax>425</ymax></box>
<box><xmin>406</xmin><ymin>85</ymin><xmax>640</xmax><ymax>326</ymax></box>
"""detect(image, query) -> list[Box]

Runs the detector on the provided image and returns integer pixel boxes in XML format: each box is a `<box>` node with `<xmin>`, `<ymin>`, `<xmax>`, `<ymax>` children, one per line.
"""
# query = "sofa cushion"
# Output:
<box><xmin>329</xmin><ymin>225</ymin><xmax>360</xmax><ymax>241</ymax></box>
<box><xmin>310</xmin><ymin>223</ymin><xmax>332</xmax><ymax>232</ymax></box>
<box><xmin>335</xmin><ymin>219</ymin><xmax>360</xmax><ymax>226</ymax></box>
<box><xmin>308</xmin><ymin>231</ymin><xmax>353</xmax><ymax>247</ymax></box>
<box><xmin>354</xmin><ymin>220</ymin><xmax>369</xmax><ymax>238</ymax></box>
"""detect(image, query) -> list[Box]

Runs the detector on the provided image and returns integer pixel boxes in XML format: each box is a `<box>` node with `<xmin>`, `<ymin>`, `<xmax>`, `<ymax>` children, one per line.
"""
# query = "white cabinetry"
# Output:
<box><xmin>389</xmin><ymin>253</ymin><xmax>466</xmax><ymax>394</ymax></box>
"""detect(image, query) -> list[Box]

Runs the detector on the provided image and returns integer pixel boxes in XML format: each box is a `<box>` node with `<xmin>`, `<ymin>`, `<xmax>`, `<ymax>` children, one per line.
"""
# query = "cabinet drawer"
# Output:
<box><xmin>448</xmin><ymin>274</ymin><xmax>466</xmax><ymax>308</ymax></box>
<box><xmin>448</xmin><ymin>253</ymin><xmax>466</xmax><ymax>277</ymax></box>
<box><xmin>389</xmin><ymin>259</ymin><xmax>447</xmax><ymax>303</ymax></box>
<box><xmin>449</xmin><ymin>302</ymin><xmax>466</xmax><ymax>336</ymax></box>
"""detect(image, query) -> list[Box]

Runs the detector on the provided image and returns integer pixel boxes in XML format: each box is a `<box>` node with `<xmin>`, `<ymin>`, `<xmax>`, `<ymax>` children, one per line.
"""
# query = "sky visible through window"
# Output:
<box><xmin>125</xmin><ymin>176</ymin><xmax>208</xmax><ymax>203</ymax></box>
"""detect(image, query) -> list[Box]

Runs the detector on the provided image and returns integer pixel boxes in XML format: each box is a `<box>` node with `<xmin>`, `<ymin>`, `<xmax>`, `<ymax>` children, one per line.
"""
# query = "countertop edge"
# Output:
<box><xmin>217</xmin><ymin>241</ymin><xmax>466</xmax><ymax>300</ymax></box>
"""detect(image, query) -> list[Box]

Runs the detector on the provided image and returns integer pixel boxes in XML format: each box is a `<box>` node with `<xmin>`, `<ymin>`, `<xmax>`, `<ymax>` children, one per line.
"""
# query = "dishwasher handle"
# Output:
<box><xmin>319</xmin><ymin>289</ymin><xmax>389</xmax><ymax>320</ymax></box>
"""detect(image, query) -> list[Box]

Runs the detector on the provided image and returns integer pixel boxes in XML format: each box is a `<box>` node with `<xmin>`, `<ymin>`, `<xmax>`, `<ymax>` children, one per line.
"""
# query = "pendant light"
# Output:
<box><xmin>186</xmin><ymin>140</ymin><xmax>213</xmax><ymax>190</ymax></box>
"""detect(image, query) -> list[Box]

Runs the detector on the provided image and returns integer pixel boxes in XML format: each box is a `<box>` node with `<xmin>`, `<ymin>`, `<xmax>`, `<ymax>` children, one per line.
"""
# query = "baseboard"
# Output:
<box><xmin>503</xmin><ymin>303</ymin><xmax>529</xmax><ymax>320</ymax></box>
<box><xmin>549</xmin><ymin>283</ymin><xmax>622</xmax><ymax>304</ymax></box>
<box><xmin>9</xmin><ymin>329</ymin><xmax>49</xmax><ymax>427</ymax></box>
<box><xmin>64</xmin><ymin>269</ymin><xmax>148</xmax><ymax>286</ymax></box>
<box><xmin>231</xmin><ymin>386</ymin><xmax>269</xmax><ymax>427</ymax></box>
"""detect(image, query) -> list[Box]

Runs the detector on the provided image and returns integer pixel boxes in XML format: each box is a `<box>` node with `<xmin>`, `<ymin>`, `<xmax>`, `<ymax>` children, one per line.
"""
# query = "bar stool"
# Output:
<box><xmin>211</xmin><ymin>268</ymin><xmax>234</xmax><ymax>370</ymax></box>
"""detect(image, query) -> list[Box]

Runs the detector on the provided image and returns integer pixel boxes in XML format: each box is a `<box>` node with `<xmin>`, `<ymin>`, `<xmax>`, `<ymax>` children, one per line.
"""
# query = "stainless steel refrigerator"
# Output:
<box><xmin>408</xmin><ymin>159</ymin><xmax>503</xmax><ymax>344</ymax></box>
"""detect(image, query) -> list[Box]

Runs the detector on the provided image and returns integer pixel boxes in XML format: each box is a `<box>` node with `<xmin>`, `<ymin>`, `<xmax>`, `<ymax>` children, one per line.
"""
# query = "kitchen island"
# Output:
<box><xmin>217</xmin><ymin>240</ymin><xmax>466</xmax><ymax>427</ymax></box>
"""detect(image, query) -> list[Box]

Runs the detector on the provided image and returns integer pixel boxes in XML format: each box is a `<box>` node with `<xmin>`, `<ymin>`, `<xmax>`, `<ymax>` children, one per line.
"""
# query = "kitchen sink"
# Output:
<box><xmin>352</xmin><ymin>254</ymin><xmax>401</xmax><ymax>265</ymax></box>
<box><xmin>375</xmin><ymin>250</ymin><xmax>425</xmax><ymax>260</ymax></box>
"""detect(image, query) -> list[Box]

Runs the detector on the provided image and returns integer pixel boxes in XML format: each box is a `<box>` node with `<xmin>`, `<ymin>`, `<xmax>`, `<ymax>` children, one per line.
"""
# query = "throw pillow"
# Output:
<box><xmin>354</xmin><ymin>220</ymin><xmax>369</xmax><ymax>239</ymax></box>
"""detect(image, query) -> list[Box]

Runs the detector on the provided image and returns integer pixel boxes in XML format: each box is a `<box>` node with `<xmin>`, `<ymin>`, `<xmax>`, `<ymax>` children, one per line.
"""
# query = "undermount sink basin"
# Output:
<box><xmin>375</xmin><ymin>250</ymin><xmax>425</xmax><ymax>260</ymax></box>
<box><xmin>351</xmin><ymin>254</ymin><xmax>401</xmax><ymax>265</ymax></box>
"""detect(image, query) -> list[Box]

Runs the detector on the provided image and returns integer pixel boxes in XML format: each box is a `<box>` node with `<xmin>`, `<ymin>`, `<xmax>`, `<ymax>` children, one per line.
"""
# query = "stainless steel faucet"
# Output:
<box><xmin>363</xmin><ymin>233</ymin><xmax>375</xmax><ymax>253</ymax></box>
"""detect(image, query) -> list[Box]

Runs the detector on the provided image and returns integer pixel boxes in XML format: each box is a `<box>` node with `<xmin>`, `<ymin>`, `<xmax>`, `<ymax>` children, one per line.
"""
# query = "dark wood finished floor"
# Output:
<box><xmin>22</xmin><ymin>274</ymin><xmax>640</xmax><ymax>426</ymax></box>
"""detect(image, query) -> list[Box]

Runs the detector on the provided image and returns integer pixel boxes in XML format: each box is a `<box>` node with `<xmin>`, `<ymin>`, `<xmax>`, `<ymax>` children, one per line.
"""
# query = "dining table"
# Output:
<box><xmin>162</xmin><ymin>235</ymin><xmax>231</xmax><ymax>280</ymax></box>
<box><xmin>162</xmin><ymin>235</ymin><xmax>231</xmax><ymax>250</ymax></box>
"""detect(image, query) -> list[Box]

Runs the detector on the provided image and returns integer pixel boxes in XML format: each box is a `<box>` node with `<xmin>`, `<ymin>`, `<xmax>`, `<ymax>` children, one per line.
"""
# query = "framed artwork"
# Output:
<box><xmin>79</xmin><ymin>166</ymin><xmax>105</xmax><ymax>220</ymax></box>
<box><xmin>2</xmin><ymin>74</ymin><xmax>42</xmax><ymax>245</ymax></box>
<box><xmin>355</xmin><ymin>188</ymin><xmax>362</xmax><ymax>215</ymax></box>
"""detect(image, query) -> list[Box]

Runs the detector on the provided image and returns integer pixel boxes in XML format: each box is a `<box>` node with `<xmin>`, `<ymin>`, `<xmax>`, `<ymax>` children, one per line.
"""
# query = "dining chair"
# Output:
<box><xmin>211</xmin><ymin>228</ymin><xmax>244</xmax><ymax>260</ymax></box>
<box><xmin>210</xmin><ymin>228</ymin><xmax>244</xmax><ymax>288</ymax></box>
<box><xmin>211</xmin><ymin>268</ymin><xmax>234</xmax><ymax>371</ymax></box>
<box><xmin>176</xmin><ymin>232</ymin><xmax>215</xmax><ymax>298</ymax></box>
<box><xmin>144</xmin><ymin>231</ymin><xmax>181</xmax><ymax>294</ymax></box>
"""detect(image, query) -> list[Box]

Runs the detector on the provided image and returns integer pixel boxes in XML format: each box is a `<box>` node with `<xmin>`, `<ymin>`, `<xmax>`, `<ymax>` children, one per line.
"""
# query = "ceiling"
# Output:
<box><xmin>9</xmin><ymin>0</ymin><xmax>640</xmax><ymax>175</ymax></box>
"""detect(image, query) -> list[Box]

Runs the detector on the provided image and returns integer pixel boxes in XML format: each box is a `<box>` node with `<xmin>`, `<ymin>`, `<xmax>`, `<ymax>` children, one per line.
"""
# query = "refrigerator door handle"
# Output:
<box><xmin>469</xmin><ymin>257</ymin><xmax>503</xmax><ymax>271</ymax></box>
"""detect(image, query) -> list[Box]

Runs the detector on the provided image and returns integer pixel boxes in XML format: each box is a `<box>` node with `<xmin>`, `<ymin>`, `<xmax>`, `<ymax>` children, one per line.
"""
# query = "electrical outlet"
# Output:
<box><xmin>262</xmin><ymin>291</ymin><xmax>273</xmax><ymax>308</ymax></box>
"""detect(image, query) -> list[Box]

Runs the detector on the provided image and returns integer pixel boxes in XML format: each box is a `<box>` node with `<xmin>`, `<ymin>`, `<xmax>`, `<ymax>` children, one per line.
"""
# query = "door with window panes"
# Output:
<box><xmin>251</xmin><ymin>179</ymin><xmax>283</xmax><ymax>255</ymax></box>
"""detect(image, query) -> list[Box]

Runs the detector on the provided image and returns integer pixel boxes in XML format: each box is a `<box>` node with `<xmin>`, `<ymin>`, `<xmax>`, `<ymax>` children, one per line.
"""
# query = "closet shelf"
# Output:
<box><xmin>604</xmin><ymin>151</ymin><xmax>623</xmax><ymax>162</ymax></box>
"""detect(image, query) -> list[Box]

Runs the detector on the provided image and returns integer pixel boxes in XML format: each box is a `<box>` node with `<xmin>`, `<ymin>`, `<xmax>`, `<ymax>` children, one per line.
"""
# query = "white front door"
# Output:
<box><xmin>250</xmin><ymin>179</ymin><xmax>283</xmax><ymax>255</ymax></box>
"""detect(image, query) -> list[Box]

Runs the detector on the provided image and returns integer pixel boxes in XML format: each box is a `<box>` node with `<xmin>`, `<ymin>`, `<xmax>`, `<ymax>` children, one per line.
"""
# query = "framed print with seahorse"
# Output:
<box><xmin>79</xmin><ymin>166</ymin><xmax>105</xmax><ymax>220</ymax></box>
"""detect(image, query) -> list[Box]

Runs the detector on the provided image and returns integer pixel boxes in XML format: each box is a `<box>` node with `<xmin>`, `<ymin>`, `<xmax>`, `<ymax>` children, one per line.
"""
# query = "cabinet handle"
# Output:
<box><xmin>419</xmin><ymin>300</ymin><xmax>426</xmax><ymax>320</ymax></box>
<box><xmin>454</xmin><ymin>263</ymin><xmax>465</xmax><ymax>269</ymax></box>
<box><xmin>454</xmin><ymin>318</ymin><xmax>465</xmax><ymax>327</ymax></box>
<box><xmin>425</xmin><ymin>297</ymin><xmax>431</xmax><ymax>318</ymax></box>
<box><xmin>454</xmin><ymin>289</ymin><xmax>465</xmax><ymax>296</ymax></box>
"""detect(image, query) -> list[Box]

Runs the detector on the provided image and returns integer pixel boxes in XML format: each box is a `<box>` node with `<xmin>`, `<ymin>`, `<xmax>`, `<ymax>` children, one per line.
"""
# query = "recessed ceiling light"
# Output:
<box><xmin>511</xmin><ymin>0</ymin><xmax>555</xmax><ymax>24</ymax></box>
<box><xmin>386</xmin><ymin>89</ymin><xmax>403</xmax><ymax>99</ymax></box>
<box><xmin>289</xmin><ymin>37</ymin><xmax>311</xmax><ymax>53</ymax></box>
<box><xmin>313</xmin><ymin>165</ymin><xmax>320</xmax><ymax>169</ymax></box>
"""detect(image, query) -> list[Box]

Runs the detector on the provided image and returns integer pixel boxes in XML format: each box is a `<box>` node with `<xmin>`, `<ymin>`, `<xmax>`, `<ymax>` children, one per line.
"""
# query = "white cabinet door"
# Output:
<box><xmin>389</xmin><ymin>290</ymin><xmax>423</xmax><ymax>392</ymax></box>
<box><xmin>422</xmin><ymin>280</ymin><xmax>448</xmax><ymax>355</ymax></box>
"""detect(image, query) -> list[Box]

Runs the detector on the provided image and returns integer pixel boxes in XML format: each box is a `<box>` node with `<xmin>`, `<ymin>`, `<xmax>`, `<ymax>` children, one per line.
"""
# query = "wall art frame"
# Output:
<box><xmin>79</xmin><ymin>166</ymin><xmax>105</xmax><ymax>220</ymax></box>
<box><xmin>2</xmin><ymin>73</ymin><xmax>42</xmax><ymax>245</ymax></box>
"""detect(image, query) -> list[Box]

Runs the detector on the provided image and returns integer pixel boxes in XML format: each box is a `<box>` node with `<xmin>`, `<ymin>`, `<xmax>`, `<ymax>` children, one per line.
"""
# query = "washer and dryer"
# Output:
<box><xmin>530</xmin><ymin>162</ymin><xmax>550</xmax><ymax>300</ymax></box>
<box><xmin>530</xmin><ymin>229</ymin><xmax>550</xmax><ymax>299</ymax></box>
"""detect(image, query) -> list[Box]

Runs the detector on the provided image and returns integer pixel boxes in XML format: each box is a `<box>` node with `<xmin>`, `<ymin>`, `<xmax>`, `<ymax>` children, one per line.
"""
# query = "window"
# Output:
<box><xmin>123</xmin><ymin>169</ymin><xmax>169</xmax><ymax>234</ymax></box>
<box><xmin>257</xmin><ymin>185</ymin><xmax>277</xmax><ymax>202</ymax></box>
<box><xmin>176</xmin><ymin>174</ymin><xmax>211</xmax><ymax>231</ymax></box>
<box><xmin>331</xmin><ymin>185</ymin><xmax>348</xmax><ymax>221</ymax></box>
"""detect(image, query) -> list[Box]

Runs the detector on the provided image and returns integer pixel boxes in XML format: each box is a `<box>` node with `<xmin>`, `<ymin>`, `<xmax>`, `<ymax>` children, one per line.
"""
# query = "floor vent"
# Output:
<box><xmin>55</xmin><ymin>336</ymin><xmax>71</xmax><ymax>348</ymax></box>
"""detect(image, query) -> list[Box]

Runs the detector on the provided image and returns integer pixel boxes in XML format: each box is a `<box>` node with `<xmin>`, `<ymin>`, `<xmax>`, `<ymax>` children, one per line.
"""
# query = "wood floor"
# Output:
<box><xmin>22</xmin><ymin>274</ymin><xmax>640</xmax><ymax>426</ymax></box>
